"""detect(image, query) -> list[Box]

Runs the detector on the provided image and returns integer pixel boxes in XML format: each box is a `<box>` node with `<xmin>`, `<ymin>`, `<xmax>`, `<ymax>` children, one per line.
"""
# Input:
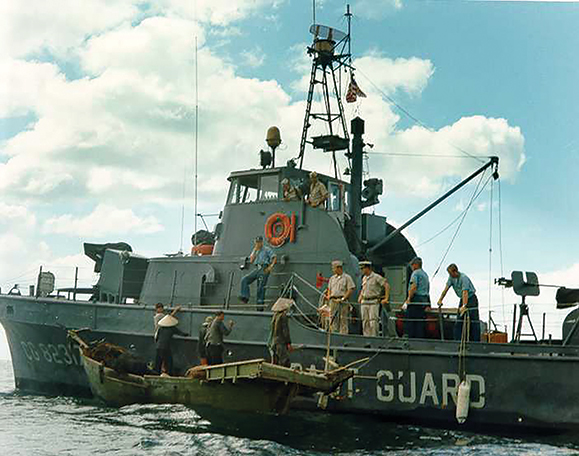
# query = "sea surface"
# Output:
<box><xmin>1</xmin><ymin>360</ymin><xmax>578</xmax><ymax>456</ymax></box>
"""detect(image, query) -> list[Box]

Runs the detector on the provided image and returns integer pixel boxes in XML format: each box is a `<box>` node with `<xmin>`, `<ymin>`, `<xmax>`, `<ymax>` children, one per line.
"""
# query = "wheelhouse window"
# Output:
<box><xmin>227</xmin><ymin>173</ymin><xmax>279</xmax><ymax>204</ymax></box>
<box><xmin>259</xmin><ymin>174</ymin><xmax>279</xmax><ymax>201</ymax></box>
<box><xmin>327</xmin><ymin>182</ymin><xmax>344</xmax><ymax>212</ymax></box>
<box><xmin>227</xmin><ymin>175</ymin><xmax>258</xmax><ymax>204</ymax></box>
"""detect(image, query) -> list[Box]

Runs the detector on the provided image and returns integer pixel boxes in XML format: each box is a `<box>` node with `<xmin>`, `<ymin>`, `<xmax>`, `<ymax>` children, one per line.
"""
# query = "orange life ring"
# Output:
<box><xmin>265</xmin><ymin>213</ymin><xmax>292</xmax><ymax>247</ymax></box>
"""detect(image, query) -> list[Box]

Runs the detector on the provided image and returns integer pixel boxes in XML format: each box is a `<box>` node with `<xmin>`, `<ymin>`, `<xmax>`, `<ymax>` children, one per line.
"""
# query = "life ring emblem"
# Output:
<box><xmin>265</xmin><ymin>212</ymin><xmax>296</xmax><ymax>247</ymax></box>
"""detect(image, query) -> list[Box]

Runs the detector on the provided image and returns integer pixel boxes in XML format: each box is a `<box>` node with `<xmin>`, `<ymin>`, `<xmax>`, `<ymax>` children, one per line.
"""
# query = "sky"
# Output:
<box><xmin>1</xmin><ymin>0</ymin><xmax>579</xmax><ymax>360</ymax></box>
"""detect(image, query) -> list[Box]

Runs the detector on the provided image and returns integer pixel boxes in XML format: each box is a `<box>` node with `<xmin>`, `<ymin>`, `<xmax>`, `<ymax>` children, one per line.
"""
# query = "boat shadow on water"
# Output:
<box><xmin>64</xmin><ymin>398</ymin><xmax>579</xmax><ymax>454</ymax></box>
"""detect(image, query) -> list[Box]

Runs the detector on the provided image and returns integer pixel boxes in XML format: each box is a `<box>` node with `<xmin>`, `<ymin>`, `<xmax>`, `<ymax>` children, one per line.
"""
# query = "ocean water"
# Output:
<box><xmin>0</xmin><ymin>360</ymin><xmax>578</xmax><ymax>456</ymax></box>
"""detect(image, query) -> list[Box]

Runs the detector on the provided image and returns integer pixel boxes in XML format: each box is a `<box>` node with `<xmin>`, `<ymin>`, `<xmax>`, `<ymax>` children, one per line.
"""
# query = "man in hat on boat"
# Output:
<box><xmin>358</xmin><ymin>261</ymin><xmax>392</xmax><ymax>337</ymax></box>
<box><xmin>197</xmin><ymin>316</ymin><xmax>214</xmax><ymax>365</ymax></box>
<box><xmin>324</xmin><ymin>260</ymin><xmax>355</xmax><ymax>334</ymax></box>
<box><xmin>154</xmin><ymin>314</ymin><xmax>189</xmax><ymax>375</ymax></box>
<box><xmin>205</xmin><ymin>311</ymin><xmax>235</xmax><ymax>365</ymax></box>
<box><xmin>437</xmin><ymin>263</ymin><xmax>480</xmax><ymax>342</ymax></box>
<box><xmin>403</xmin><ymin>257</ymin><xmax>430</xmax><ymax>339</ymax></box>
<box><xmin>269</xmin><ymin>298</ymin><xmax>293</xmax><ymax>367</ymax></box>
<box><xmin>282</xmin><ymin>178</ymin><xmax>301</xmax><ymax>202</ymax></box>
<box><xmin>153</xmin><ymin>303</ymin><xmax>182</xmax><ymax>373</ymax></box>
<box><xmin>239</xmin><ymin>235</ymin><xmax>277</xmax><ymax>311</ymax></box>
<box><xmin>153</xmin><ymin>303</ymin><xmax>182</xmax><ymax>334</ymax></box>
<box><xmin>306</xmin><ymin>171</ymin><xmax>328</xmax><ymax>208</ymax></box>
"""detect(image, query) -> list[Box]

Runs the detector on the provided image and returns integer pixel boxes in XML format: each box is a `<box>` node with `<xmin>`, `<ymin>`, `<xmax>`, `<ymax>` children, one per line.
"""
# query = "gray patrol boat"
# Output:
<box><xmin>2</xmin><ymin>10</ymin><xmax>579</xmax><ymax>434</ymax></box>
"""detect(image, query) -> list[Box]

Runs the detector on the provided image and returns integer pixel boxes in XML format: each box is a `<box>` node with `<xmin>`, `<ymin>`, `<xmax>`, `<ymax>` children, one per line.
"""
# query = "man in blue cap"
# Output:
<box><xmin>403</xmin><ymin>257</ymin><xmax>430</xmax><ymax>338</ymax></box>
<box><xmin>239</xmin><ymin>235</ymin><xmax>277</xmax><ymax>310</ymax></box>
<box><xmin>437</xmin><ymin>263</ymin><xmax>480</xmax><ymax>341</ymax></box>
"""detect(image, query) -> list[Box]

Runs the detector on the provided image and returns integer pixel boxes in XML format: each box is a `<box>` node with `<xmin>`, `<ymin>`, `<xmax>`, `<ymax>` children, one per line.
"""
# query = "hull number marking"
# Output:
<box><xmin>20</xmin><ymin>341</ymin><xmax>79</xmax><ymax>366</ymax></box>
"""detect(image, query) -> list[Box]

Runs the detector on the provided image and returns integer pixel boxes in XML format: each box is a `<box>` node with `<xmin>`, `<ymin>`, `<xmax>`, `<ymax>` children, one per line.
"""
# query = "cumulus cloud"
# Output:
<box><xmin>0</xmin><ymin>0</ymin><xmax>140</xmax><ymax>58</ymax></box>
<box><xmin>0</xmin><ymin>0</ymin><xmax>526</xmax><ymax>232</ymax></box>
<box><xmin>241</xmin><ymin>46</ymin><xmax>266</xmax><ymax>68</ymax></box>
<box><xmin>154</xmin><ymin>0</ymin><xmax>285</xmax><ymax>26</ymax></box>
<box><xmin>0</xmin><ymin>12</ymin><xmax>294</xmax><ymax>205</ymax></box>
<box><xmin>355</xmin><ymin>53</ymin><xmax>434</xmax><ymax>96</ymax></box>
<box><xmin>0</xmin><ymin>202</ymin><xmax>36</xmax><ymax>228</ymax></box>
<box><xmin>43</xmin><ymin>204</ymin><xmax>164</xmax><ymax>237</ymax></box>
<box><xmin>368</xmin><ymin>115</ymin><xmax>526</xmax><ymax>197</ymax></box>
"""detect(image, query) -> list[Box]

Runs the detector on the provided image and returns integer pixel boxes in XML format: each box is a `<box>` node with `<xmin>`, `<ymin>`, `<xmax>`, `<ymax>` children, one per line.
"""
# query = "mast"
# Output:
<box><xmin>298</xmin><ymin>8</ymin><xmax>352</xmax><ymax>178</ymax></box>
<box><xmin>350</xmin><ymin>116</ymin><xmax>365</xmax><ymax>252</ymax></box>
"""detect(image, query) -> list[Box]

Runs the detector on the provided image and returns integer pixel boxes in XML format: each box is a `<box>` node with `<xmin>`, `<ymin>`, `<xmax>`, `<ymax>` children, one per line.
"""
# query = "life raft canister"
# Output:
<box><xmin>191</xmin><ymin>244</ymin><xmax>214</xmax><ymax>256</ymax></box>
<box><xmin>264</xmin><ymin>212</ymin><xmax>296</xmax><ymax>247</ymax></box>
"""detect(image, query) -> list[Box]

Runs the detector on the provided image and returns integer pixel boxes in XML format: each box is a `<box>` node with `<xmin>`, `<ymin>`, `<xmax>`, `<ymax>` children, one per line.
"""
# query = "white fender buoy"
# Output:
<box><xmin>456</xmin><ymin>379</ymin><xmax>471</xmax><ymax>424</ymax></box>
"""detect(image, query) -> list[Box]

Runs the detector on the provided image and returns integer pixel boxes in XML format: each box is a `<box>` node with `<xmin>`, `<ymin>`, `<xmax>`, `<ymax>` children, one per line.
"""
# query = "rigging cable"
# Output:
<box><xmin>498</xmin><ymin>178</ymin><xmax>506</xmax><ymax>329</ymax></box>
<box><xmin>369</xmin><ymin>152</ymin><xmax>490</xmax><ymax>159</ymax></box>
<box><xmin>488</xmin><ymin>177</ymin><xmax>494</xmax><ymax>330</ymax></box>
<box><xmin>432</xmin><ymin>170</ymin><xmax>492</xmax><ymax>278</ymax></box>
<box><xmin>355</xmin><ymin>68</ymin><xmax>486</xmax><ymax>164</ymax></box>
<box><xmin>372</xmin><ymin>169</ymin><xmax>496</xmax><ymax>259</ymax></box>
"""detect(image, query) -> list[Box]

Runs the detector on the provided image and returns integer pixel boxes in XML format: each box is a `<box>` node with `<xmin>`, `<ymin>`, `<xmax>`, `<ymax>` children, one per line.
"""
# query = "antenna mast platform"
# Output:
<box><xmin>298</xmin><ymin>7</ymin><xmax>352</xmax><ymax>177</ymax></box>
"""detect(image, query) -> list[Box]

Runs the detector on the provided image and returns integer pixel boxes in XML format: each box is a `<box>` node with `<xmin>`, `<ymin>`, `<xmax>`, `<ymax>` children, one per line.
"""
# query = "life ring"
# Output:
<box><xmin>265</xmin><ymin>212</ymin><xmax>292</xmax><ymax>247</ymax></box>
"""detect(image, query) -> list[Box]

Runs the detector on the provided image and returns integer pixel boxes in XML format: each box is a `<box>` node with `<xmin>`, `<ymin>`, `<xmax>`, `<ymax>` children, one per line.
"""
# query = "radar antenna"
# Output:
<box><xmin>298</xmin><ymin>6</ymin><xmax>353</xmax><ymax>177</ymax></box>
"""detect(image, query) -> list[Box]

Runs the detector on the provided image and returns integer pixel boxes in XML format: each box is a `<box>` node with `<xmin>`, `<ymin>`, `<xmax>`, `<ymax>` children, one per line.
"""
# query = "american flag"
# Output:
<box><xmin>346</xmin><ymin>74</ymin><xmax>367</xmax><ymax>103</ymax></box>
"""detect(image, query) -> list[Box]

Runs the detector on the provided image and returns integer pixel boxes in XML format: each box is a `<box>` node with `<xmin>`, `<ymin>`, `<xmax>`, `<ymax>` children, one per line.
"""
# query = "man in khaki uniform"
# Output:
<box><xmin>306</xmin><ymin>171</ymin><xmax>328</xmax><ymax>208</ymax></box>
<box><xmin>358</xmin><ymin>261</ymin><xmax>391</xmax><ymax>337</ymax></box>
<box><xmin>324</xmin><ymin>260</ymin><xmax>355</xmax><ymax>334</ymax></box>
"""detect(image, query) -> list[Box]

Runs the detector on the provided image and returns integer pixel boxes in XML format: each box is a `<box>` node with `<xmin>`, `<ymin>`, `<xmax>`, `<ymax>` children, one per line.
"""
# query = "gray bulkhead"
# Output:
<box><xmin>139</xmin><ymin>167</ymin><xmax>358</xmax><ymax>308</ymax></box>
<box><xmin>137</xmin><ymin>166</ymin><xmax>415</xmax><ymax>309</ymax></box>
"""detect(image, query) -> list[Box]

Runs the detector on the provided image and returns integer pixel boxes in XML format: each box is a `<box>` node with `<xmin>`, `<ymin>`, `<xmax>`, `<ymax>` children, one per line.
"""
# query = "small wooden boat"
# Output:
<box><xmin>69</xmin><ymin>331</ymin><xmax>354</xmax><ymax>415</ymax></box>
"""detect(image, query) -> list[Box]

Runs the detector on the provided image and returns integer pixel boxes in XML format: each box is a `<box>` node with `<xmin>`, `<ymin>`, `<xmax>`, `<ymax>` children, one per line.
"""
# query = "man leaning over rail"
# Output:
<box><xmin>306</xmin><ymin>171</ymin><xmax>328</xmax><ymax>208</ymax></box>
<box><xmin>437</xmin><ymin>263</ymin><xmax>480</xmax><ymax>342</ymax></box>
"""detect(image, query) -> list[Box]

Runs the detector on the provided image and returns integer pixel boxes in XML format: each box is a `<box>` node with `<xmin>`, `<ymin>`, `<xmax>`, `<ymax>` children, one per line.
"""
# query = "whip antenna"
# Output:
<box><xmin>194</xmin><ymin>34</ymin><xmax>199</xmax><ymax>247</ymax></box>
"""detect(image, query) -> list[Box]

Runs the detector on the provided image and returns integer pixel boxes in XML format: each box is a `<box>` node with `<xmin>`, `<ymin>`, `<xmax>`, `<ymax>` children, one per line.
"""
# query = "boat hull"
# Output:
<box><xmin>81</xmin><ymin>355</ymin><xmax>300</xmax><ymax>414</ymax></box>
<box><xmin>2</xmin><ymin>296</ymin><xmax>579</xmax><ymax>433</ymax></box>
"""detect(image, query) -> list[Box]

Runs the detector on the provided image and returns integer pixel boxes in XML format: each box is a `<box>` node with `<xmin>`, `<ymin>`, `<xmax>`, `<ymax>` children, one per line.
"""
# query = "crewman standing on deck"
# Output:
<box><xmin>358</xmin><ymin>261</ymin><xmax>392</xmax><ymax>337</ymax></box>
<box><xmin>306</xmin><ymin>171</ymin><xmax>328</xmax><ymax>208</ymax></box>
<box><xmin>324</xmin><ymin>260</ymin><xmax>355</xmax><ymax>334</ymax></box>
<box><xmin>403</xmin><ymin>257</ymin><xmax>430</xmax><ymax>338</ymax></box>
<box><xmin>269</xmin><ymin>298</ymin><xmax>293</xmax><ymax>367</ymax></box>
<box><xmin>437</xmin><ymin>263</ymin><xmax>480</xmax><ymax>342</ymax></box>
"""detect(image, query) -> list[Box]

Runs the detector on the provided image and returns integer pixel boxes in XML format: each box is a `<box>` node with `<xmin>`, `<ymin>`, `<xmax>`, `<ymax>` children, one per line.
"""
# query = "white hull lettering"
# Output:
<box><xmin>20</xmin><ymin>341</ymin><xmax>79</xmax><ymax>367</ymax></box>
<box><xmin>378</xmin><ymin>370</ymin><xmax>486</xmax><ymax>409</ymax></box>
<box><xmin>398</xmin><ymin>371</ymin><xmax>416</xmax><ymax>403</ymax></box>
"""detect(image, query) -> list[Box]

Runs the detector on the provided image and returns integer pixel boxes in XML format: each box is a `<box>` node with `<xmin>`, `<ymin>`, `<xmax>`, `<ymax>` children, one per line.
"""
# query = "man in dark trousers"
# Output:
<box><xmin>154</xmin><ymin>314</ymin><xmax>189</xmax><ymax>375</ymax></box>
<box><xmin>205</xmin><ymin>311</ymin><xmax>234</xmax><ymax>365</ymax></box>
<box><xmin>269</xmin><ymin>298</ymin><xmax>293</xmax><ymax>367</ymax></box>
<box><xmin>197</xmin><ymin>316</ymin><xmax>213</xmax><ymax>365</ymax></box>
<box><xmin>437</xmin><ymin>263</ymin><xmax>480</xmax><ymax>341</ymax></box>
<box><xmin>403</xmin><ymin>257</ymin><xmax>430</xmax><ymax>339</ymax></box>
